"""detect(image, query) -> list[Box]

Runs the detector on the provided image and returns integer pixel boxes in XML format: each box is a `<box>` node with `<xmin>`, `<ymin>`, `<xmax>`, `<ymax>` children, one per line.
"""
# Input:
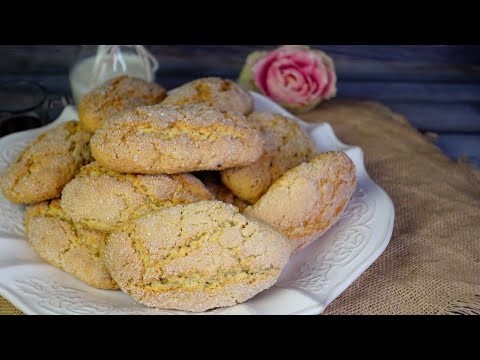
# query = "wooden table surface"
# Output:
<box><xmin>1</xmin><ymin>45</ymin><xmax>479</xmax><ymax>167</ymax></box>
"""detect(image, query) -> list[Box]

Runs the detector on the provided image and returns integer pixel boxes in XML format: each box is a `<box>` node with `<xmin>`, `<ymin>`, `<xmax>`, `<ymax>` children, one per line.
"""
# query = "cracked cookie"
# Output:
<box><xmin>105</xmin><ymin>200</ymin><xmax>290</xmax><ymax>312</ymax></box>
<box><xmin>162</xmin><ymin>77</ymin><xmax>254</xmax><ymax>115</ymax></box>
<box><xmin>90</xmin><ymin>103</ymin><xmax>264</xmax><ymax>174</ymax></box>
<box><xmin>25</xmin><ymin>199</ymin><xmax>118</xmax><ymax>289</ymax></box>
<box><xmin>0</xmin><ymin>121</ymin><xmax>92</xmax><ymax>204</ymax></box>
<box><xmin>244</xmin><ymin>151</ymin><xmax>357</xmax><ymax>254</ymax></box>
<box><xmin>61</xmin><ymin>162</ymin><xmax>214</xmax><ymax>232</ymax></box>
<box><xmin>221</xmin><ymin>112</ymin><xmax>316</xmax><ymax>204</ymax></box>
<box><xmin>79</xmin><ymin>75</ymin><xmax>166</xmax><ymax>133</ymax></box>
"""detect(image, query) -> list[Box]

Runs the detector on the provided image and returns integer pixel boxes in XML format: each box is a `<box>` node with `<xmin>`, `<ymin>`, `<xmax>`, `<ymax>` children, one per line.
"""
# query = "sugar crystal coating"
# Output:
<box><xmin>61</xmin><ymin>162</ymin><xmax>214</xmax><ymax>232</ymax></box>
<box><xmin>79</xmin><ymin>75</ymin><xmax>166</xmax><ymax>133</ymax></box>
<box><xmin>25</xmin><ymin>199</ymin><xmax>118</xmax><ymax>289</ymax></box>
<box><xmin>90</xmin><ymin>103</ymin><xmax>264</xmax><ymax>174</ymax></box>
<box><xmin>0</xmin><ymin>121</ymin><xmax>91</xmax><ymax>204</ymax></box>
<box><xmin>105</xmin><ymin>201</ymin><xmax>290</xmax><ymax>312</ymax></box>
<box><xmin>221</xmin><ymin>112</ymin><xmax>316</xmax><ymax>203</ymax></box>
<box><xmin>162</xmin><ymin>77</ymin><xmax>253</xmax><ymax>115</ymax></box>
<box><xmin>244</xmin><ymin>151</ymin><xmax>357</xmax><ymax>254</ymax></box>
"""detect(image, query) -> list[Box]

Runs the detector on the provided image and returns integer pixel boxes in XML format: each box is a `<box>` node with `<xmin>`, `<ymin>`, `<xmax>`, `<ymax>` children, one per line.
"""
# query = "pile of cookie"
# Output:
<box><xmin>0</xmin><ymin>76</ymin><xmax>356</xmax><ymax>312</ymax></box>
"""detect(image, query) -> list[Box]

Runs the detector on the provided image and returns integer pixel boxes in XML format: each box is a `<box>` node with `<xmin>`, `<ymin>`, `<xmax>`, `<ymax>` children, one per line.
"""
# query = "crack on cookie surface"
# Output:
<box><xmin>244</xmin><ymin>151</ymin><xmax>357</xmax><ymax>254</ymax></box>
<box><xmin>161</xmin><ymin>77</ymin><xmax>253</xmax><ymax>115</ymax></box>
<box><xmin>90</xmin><ymin>103</ymin><xmax>263</xmax><ymax>174</ymax></box>
<box><xmin>106</xmin><ymin>201</ymin><xmax>290</xmax><ymax>311</ymax></box>
<box><xmin>25</xmin><ymin>199</ymin><xmax>118</xmax><ymax>289</ymax></box>
<box><xmin>61</xmin><ymin>162</ymin><xmax>213</xmax><ymax>232</ymax></box>
<box><xmin>221</xmin><ymin>112</ymin><xmax>316</xmax><ymax>204</ymax></box>
<box><xmin>0</xmin><ymin>121</ymin><xmax>92</xmax><ymax>204</ymax></box>
<box><xmin>78</xmin><ymin>76</ymin><xmax>166</xmax><ymax>133</ymax></box>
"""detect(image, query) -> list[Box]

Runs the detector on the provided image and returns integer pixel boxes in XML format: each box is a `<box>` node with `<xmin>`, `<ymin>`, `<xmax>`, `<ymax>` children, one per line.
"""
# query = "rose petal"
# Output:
<box><xmin>267</xmin><ymin>74</ymin><xmax>298</xmax><ymax>104</ymax></box>
<box><xmin>252</xmin><ymin>52</ymin><xmax>279</xmax><ymax>95</ymax></box>
<box><xmin>278</xmin><ymin>65</ymin><xmax>306</xmax><ymax>89</ymax></box>
<box><xmin>268</xmin><ymin>69</ymin><xmax>312</xmax><ymax>106</ymax></box>
<box><xmin>251</xmin><ymin>45</ymin><xmax>337</xmax><ymax>108</ymax></box>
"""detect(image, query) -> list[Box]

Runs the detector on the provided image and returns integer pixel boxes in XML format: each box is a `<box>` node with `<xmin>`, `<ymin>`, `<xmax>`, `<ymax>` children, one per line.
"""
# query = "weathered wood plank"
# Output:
<box><xmin>314</xmin><ymin>45</ymin><xmax>480</xmax><ymax>64</ymax></box>
<box><xmin>333</xmin><ymin>59</ymin><xmax>480</xmax><ymax>82</ymax></box>
<box><xmin>0</xmin><ymin>74</ymin><xmax>70</xmax><ymax>95</ymax></box>
<box><xmin>154</xmin><ymin>59</ymin><xmax>480</xmax><ymax>83</ymax></box>
<box><xmin>338</xmin><ymin>82</ymin><xmax>480</xmax><ymax>102</ymax></box>
<box><xmin>382</xmin><ymin>102</ymin><xmax>480</xmax><ymax>133</ymax></box>
<box><xmin>9</xmin><ymin>71</ymin><xmax>474</xmax><ymax>105</ymax></box>
<box><xmin>434</xmin><ymin>134</ymin><xmax>480</xmax><ymax>167</ymax></box>
<box><xmin>2</xmin><ymin>45</ymin><xmax>480</xmax><ymax>82</ymax></box>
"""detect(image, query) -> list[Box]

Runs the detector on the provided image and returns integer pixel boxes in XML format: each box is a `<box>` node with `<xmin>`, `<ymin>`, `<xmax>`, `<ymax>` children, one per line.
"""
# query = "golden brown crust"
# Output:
<box><xmin>244</xmin><ymin>152</ymin><xmax>357</xmax><ymax>254</ymax></box>
<box><xmin>78</xmin><ymin>76</ymin><xmax>166</xmax><ymax>133</ymax></box>
<box><xmin>61</xmin><ymin>162</ymin><xmax>214</xmax><ymax>232</ymax></box>
<box><xmin>221</xmin><ymin>112</ymin><xmax>316</xmax><ymax>203</ymax></box>
<box><xmin>105</xmin><ymin>201</ymin><xmax>290</xmax><ymax>312</ymax></box>
<box><xmin>162</xmin><ymin>77</ymin><xmax>254</xmax><ymax>115</ymax></box>
<box><xmin>25</xmin><ymin>199</ymin><xmax>118</xmax><ymax>289</ymax></box>
<box><xmin>0</xmin><ymin>121</ymin><xmax>92</xmax><ymax>204</ymax></box>
<box><xmin>195</xmin><ymin>171</ymin><xmax>249</xmax><ymax>212</ymax></box>
<box><xmin>90</xmin><ymin>103</ymin><xmax>264</xmax><ymax>174</ymax></box>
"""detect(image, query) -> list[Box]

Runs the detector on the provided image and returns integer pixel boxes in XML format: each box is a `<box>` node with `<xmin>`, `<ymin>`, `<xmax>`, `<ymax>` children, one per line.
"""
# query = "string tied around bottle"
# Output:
<box><xmin>89</xmin><ymin>45</ymin><xmax>159</xmax><ymax>86</ymax></box>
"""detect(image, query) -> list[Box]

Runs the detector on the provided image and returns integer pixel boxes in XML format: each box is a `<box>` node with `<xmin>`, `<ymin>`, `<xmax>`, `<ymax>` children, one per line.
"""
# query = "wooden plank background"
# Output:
<box><xmin>1</xmin><ymin>45</ymin><xmax>479</xmax><ymax>166</ymax></box>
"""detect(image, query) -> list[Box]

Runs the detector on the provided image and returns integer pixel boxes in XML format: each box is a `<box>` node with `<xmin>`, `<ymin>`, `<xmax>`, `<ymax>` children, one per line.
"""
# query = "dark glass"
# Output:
<box><xmin>0</xmin><ymin>80</ymin><xmax>49</xmax><ymax>137</ymax></box>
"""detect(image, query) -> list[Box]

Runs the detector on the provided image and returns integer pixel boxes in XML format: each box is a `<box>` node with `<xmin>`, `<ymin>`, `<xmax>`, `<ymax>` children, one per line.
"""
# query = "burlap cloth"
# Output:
<box><xmin>1</xmin><ymin>100</ymin><xmax>479</xmax><ymax>315</ymax></box>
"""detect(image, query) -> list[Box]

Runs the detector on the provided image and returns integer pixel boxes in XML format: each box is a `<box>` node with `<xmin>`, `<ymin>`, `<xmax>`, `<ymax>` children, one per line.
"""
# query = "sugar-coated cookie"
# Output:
<box><xmin>162</xmin><ymin>77</ymin><xmax>253</xmax><ymax>115</ymax></box>
<box><xmin>61</xmin><ymin>162</ymin><xmax>213</xmax><ymax>232</ymax></box>
<box><xmin>79</xmin><ymin>76</ymin><xmax>166</xmax><ymax>133</ymax></box>
<box><xmin>105</xmin><ymin>201</ymin><xmax>290</xmax><ymax>312</ymax></box>
<box><xmin>1</xmin><ymin>121</ymin><xmax>91</xmax><ymax>204</ymax></box>
<box><xmin>90</xmin><ymin>104</ymin><xmax>263</xmax><ymax>174</ymax></box>
<box><xmin>244</xmin><ymin>152</ymin><xmax>357</xmax><ymax>254</ymax></box>
<box><xmin>221</xmin><ymin>112</ymin><xmax>316</xmax><ymax>203</ymax></box>
<box><xmin>25</xmin><ymin>199</ymin><xmax>118</xmax><ymax>289</ymax></box>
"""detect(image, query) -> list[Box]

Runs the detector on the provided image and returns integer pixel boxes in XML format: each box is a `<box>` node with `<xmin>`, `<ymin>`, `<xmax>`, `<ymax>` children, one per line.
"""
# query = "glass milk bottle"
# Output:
<box><xmin>69</xmin><ymin>45</ymin><xmax>158</xmax><ymax>105</ymax></box>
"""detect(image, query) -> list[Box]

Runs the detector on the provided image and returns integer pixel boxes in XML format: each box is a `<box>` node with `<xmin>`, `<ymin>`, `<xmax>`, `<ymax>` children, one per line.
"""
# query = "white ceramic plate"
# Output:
<box><xmin>0</xmin><ymin>92</ymin><xmax>394</xmax><ymax>315</ymax></box>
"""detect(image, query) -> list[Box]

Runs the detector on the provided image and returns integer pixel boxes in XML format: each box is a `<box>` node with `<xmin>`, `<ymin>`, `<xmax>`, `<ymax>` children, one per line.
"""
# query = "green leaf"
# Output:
<box><xmin>237</xmin><ymin>51</ymin><xmax>268</xmax><ymax>92</ymax></box>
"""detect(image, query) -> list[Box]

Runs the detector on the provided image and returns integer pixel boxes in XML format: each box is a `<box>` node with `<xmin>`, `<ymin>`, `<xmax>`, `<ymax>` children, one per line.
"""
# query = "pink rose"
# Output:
<box><xmin>239</xmin><ymin>45</ymin><xmax>337</xmax><ymax>113</ymax></box>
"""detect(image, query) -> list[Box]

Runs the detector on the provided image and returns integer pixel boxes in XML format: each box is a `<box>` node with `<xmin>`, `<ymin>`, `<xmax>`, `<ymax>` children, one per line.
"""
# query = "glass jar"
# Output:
<box><xmin>0</xmin><ymin>80</ymin><xmax>49</xmax><ymax>137</ymax></box>
<box><xmin>69</xmin><ymin>45</ymin><xmax>158</xmax><ymax>105</ymax></box>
